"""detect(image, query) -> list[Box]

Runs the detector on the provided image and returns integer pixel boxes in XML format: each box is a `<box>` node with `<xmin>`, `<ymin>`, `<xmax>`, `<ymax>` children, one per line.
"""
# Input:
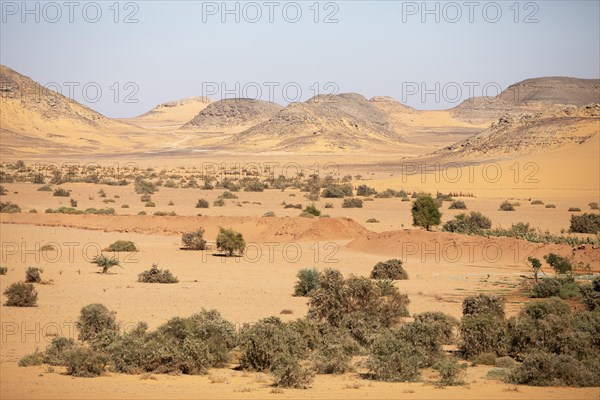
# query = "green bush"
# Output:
<box><xmin>342</xmin><ymin>198</ymin><xmax>363</xmax><ymax>208</ymax></box>
<box><xmin>473</xmin><ymin>352</ymin><xmax>497</xmax><ymax>366</ymax></box>
<box><xmin>367</xmin><ymin>329</ymin><xmax>423</xmax><ymax>382</ymax></box>
<box><xmin>3</xmin><ymin>282</ymin><xmax>38</xmax><ymax>307</ymax></box>
<box><xmin>91</xmin><ymin>254</ymin><xmax>120</xmax><ymax>274</ymax></box>
<box><xmin>221</xmin><ymin>191</ymin><xmax>239</xmax><ymax>199</ymax></box>
<box><xmin>462</xmin><ymin>294</ymin><xmax>505</xmax><ymax>319</ymax></box>
<box><xmin>434</xmin><ymin>356</ymin><xmax>466</xmax><ymax>386</ymax></box>
<box><xmin>308</xmin><ymin>270</ymin><xmax>409</xmax><ymax>345</ymax></box>
<box><xmin>460</xmin><ymin>314</ymin><xmax>509</xmax><ymax>359</ymax></box>
<box><xmin>19</xmin><ymin>350</ymin><xmax>44</xmax><ymax>367</ymax></box>
<box><xmin>294</xmin><ymin>268</ymin><xmax>320</xmax><ymax>297</ymax></box>
<box><xmin>106</xmin><ymin>240</ymin><xmax>138</xmax><ymax>252</ymax></box>
<box><xmin>370</xmin><ymin>259</ymin><xmax>408</xmax><ymax>280</ymax></box>
<box><xmin>216</xmin><ymin>227</ymin><xmax>245</xmax><ymax>256</ymax></box>
<box><xmin>412</xmin><ymin>312</ymin><xmax>457</xmax><ymax>345</ymax></box>
<box><xmin>271</xmin><ymin>355</ymin><xmax>315</xmax><ymax>389</ymax></box>
<box><xmin>53</xmin><ymin>188</ymin><xmax>70</xmax><ymax>197</ymax></box>
<box><xmin>37</xmin><ymin>185</ymin><xmax>53</xmax><ymax>191</ymax></box>
<box><xmin>531</xmin><ymin>278</ymin><xmax>562</xmax><ymax>298</ymax></box>
<box><xmin>544</xmin><ymin>253</ymin><xmax>572</xmax><ymax>276</ymax></box>
<box><xmin>569</xmin><ymin>213</ymin><xmax>600</xmax><ymax>233</ymax></box>
<box><xmin>43</xmin><ymin>337</ymin><xmax>76</xmax><ymax>365</ymax></box>
<box><xmin>76</xmin><ymin>304</ymin><xmax>119</xmax><ymax>350</ymax></box>
<box><xmin>65</xmin><ymin>347</ymin><xmax>108</xmax><ymax>377</ymax></box>
<box><xmin>134</xmin><ymin>179</ymin><xmax>156</xmax><ymax>194</ymax></box>
<box><xmin>25</xmin><ymin>267</ymin><xmax>42</xmax><ymax>283</ymax></box>
<box><xmin>442</xmin><ymin>212</ymin><xmax>492</xmax><ymax>234</ymax></box>
<box><xmin>239</xmin><ymin>317</ymin><xmax>307</xmax><ymax>372</ymax></box>
<box><xmin>580</xmin><ymin>283</ymin><xmax>600</xmax><ymax>311</ymax></box>
<box><xmin>0</xmin><ymin>201</ymin><xmax>21</xmax><ymax>213</ymax></box>
<box><xmin>138</xmin><ymin>264</ymin><xmax>178</xmax><ymax>284</ymax></box>
<box><xmin>303</xmin><ymin>204</ymin><xmax>321</xmax><ymax>217</ymax></box>
<box><xmin>195</xmin><ymin>199</ymin><xmax>209</xmax><ymax>208</ymax></box>
<box><xmin>244</xmin><ymin>180</ymin><xmax>266</xmax><ymax>192</ymax></box>
<box><xmin>509</xmin><ymin>351</ymin><xmax>600</xmax><ymax>387</ymax></box>
<box><xmin>411</xmin><ymin>195</ymin><xmax>441</xmax><ymax>231</ymax></box>
<box><xmin>312</xmin><ymin>328</ymin><xmax>359</xmax><ymax>374</ymax></box>
<box><xmin>181</xmin><ymin>228</ymin><xmax>207</xmax><ymax>250</ymax></box>
<box><xmin>356</xmin><ymin>185</ymin><xmax>376</xmax><ymax>197</ymax></box>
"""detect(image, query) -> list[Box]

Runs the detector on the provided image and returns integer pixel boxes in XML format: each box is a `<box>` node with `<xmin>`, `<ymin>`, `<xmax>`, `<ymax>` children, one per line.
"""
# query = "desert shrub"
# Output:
<box><xmin>138</xmin><ymin>264</ymin><xmax>178</xmax><ymax>284</ymax></box>
<box><xmin>134</xmin><ymin>179</ymin><xmax>155</xmax><ymax>194</ymax></box>
<box><xmin>271</xmin><ymin>355</ymin><xmax>315</xmax><ymax>388</ymax></box>
<box><xmin>84</xmin><ymin>208</ymin><xmax>116</xmax><ymax>215</ymax></box>
<box><xmin>544</xmin><ymin>253</ymin><xmax>572</xmax><ymax>276</ymax></box>
<box><xmin>195</xmin><ymin>199</ymin><xmax>209</xmax><ymax>208</ymax></box>
<box><xmin>244</xmin><ymin>180</ymin><xmax>266</xmax><ymax>192</ymax></box>
<box><xmin>53</xmin><ymin>188</ymin><xmax>70</xmax><ymax>197</ymax></box>
<box><xmin>0</xmin><ymin>201</ymin><xmax>21</xmax><ymax>213</ymax></box>
<box><xmin>569</xmin><ymin>213</ymin><xmax>600</xmax><ymax>233</ymax></box>
<box><xmin>65</xmin><ymin>347</ymin><xmax>108</xmax><ymax>377</ymax></box>
<box><xmin>19</xmin><ymin>350</ymin><xmax>44</xmax><ymax>367</ymax></box>
<box><xmin>3</xmin><ymin>282</ymin><xmax>37</xmax><ymax>307</ymax></box>
<box><xmin>546</xmin><ymin>204</ymin><xmax>556</xmax><ymax>208</ymax></box>
<box><xmin>181</xmin><ymin>228</ymin><xmax>207</xmax><ymax>250</ymax></box>
<box><xmin>0</xmin><ymin>185</ymin><xmax>6</xmax><ymax>195</ymax></box>
<box><xmin>213</xmin><ymin>198</ymin><xmax>225</xmax><ymax>207</ymax></box>
<box><xmin>462</xmin><ymin>294</ymin><xmax>505</xmax><ymax>319</ymax></box>
<box><xmin>153</xmin><ymin>211</ymin><xmax>176</xmax><ymax>216</ymax></box>
<box><xmin>413</xmin><ymin>312</ymin><xmax>457</xmax><ymax>345</ymax></box>
<box><xmin>321</xmin><ymin>184</ymin><xmax>353</xmax><ymax>198</ymax></box>
<box><xmin>531</xmin><ymin>200</ymin><xmax>544</xmax><ymax>205</ymax></box>
<box><xmin>448</xmin><ymin>200</ymin><xmax>467</xmax><ymax>209</ymax></box>
<box><xmin>499</xmin><ymin>201</ymin><xmax>515</xmax><ymax>211</ymax></box>
<box><xmin>460</xmin><ymin>314</ymin><xmax>509</xmax><ymax>359</ymax></box>
<box><xmin>509</xmin><ymin>351</ymin><xmax>600</xmax><ymax>387</ymax></box>
<box><xmin>568</xmin><ymin>207</ymin><xmax>581</xmax><ymax>212</ymax></box>
<box><xmin>77</xmin><ymin>304</ymin><xmax>119</xmax><ymax>350</ymax></box>
<box><xmin>137</xmin><ymin>211</ymin><xmax>146</xmax><ymax>215</ymax></box>
<box><xmin>370</xmin><ymin>259</ymin><xmax>408</xmax><ymax>280</ymax></box>
<box><xmin>293</xmin><ymin>268</ymin><xmax>320</xmax><ymax>297</ymax></box>
<box><xmin>216</xmin><ymin>227</ymin><xmax>245</xmax><ymax>256</ymax></box>
<box><xmin>239</xmin><ymin>317</ymin><xmax>307</xmax><ymax>372</ymax></box>
<box><xmin>434</xmin><ymin>356</ymin><xmax>466</xmax><ymax>386</ymax></box>
<box><xmin>303</xmin><ymin>204</ymin><xmax>321</xmax><ymax>216</ymax></box>
<box><xmin>580</xmin><ymin>283</ymin><xmax>600</xmax><ymax>311</ymax></box>
<box><xmin>495</xmin><ymin>356</ymin><xmax>517</xmax><ymax>368</ymax></box>
<box><xmin>356</xmin><ymin>185</ymin><xmax>376</xmax><ymax>197</ymax></box>
<box><xmin>442</xmin><ymin>211</ymin><xmax>491</xmax><ymax>234</ymax></box>
<box><xmin>375</xmin><ymin>279</ymin><xmax>396</xmax><ymax>295</ymax></box>
<box><xmin>262</xmin><ymin>211</ymin><xmax>276</xmax><ymax>217</ymax></box>
<box><xmin>367</xmin><ymin>329</ymin><xmax>423</xmax><ymax>382</ymax></box>
<box><xmin>366</xmin><ymin>218</ymin><xmax>379</xmax><ymax>223</ymax></box>
<box><xmin>312</xmin><ymin>328</ymin><xmax>359</xmax><ymax>374</ymax></box>
<box><xmin>121</xmin><ymin>204</ymin><xmax>129</xmax><ymax>208</ymax></box>
<box><xmin>43</xmin><ymin>337</ymin><xmax>76</xmax><ymax>365</ymax></box>
<box><xmin>284</xmin><ymin>203</ymin><xmax>302</xmax><ymax>209</ymax></box>
<box><xmin>589</xmin><ymin>202</ymin><xmax>599</xmax><ymax>210</ymax></box>
<box><xmin>531</xmin><ymin>278</ymin><xmax>562</xmax><ymax>298</ymax></box>
<box><xmin>25</xmin><ymin>267</ymin><xmax>42</xmax><ymax>283</ymax></box>
<box><xmin>221</xmin><ymin>191</ymin><xmax>238</xmax><ymax>199</ymax></box>
<box><xmin>342</xmin><ymin>198</ymin><xmax>363</xmax><ymax>208</ymax></box>
<box><xmin>473</xmin><ymin>352</ymin><xmax>497</xmax><ymax>365</ymax></box>
<box><xmin>144</xmin><ymin>201</ymin><xmax>156</xmax><ymax>207</ymax></box>
<box><xmin>91</xmin><ymin>255</ymin><xmax>120</xmax><ymax>274</ymax></box>
<box><xmin>70</xmin><ymin>198</ymin><xmax>78</xmax><ymax>207</ymax></box>
<box><xmin>37</xmin><ymin>185</ymin><xmax>53</xmax><ymax>191</ymax></box>
<box><xmin>308</xmin><ymin>270</ymin><xmax>409</xmax><ymax>345</ymax></box>
<box><xmin>0</xmin><ymin>266</ymin><xmax>7</xmax><ymax>275</ymax></box>
<box><xmin>106</xmin><ymin>240</ymin><xmax>138</xmax><ymax>252</ymax></box>
<box><xmin>411</xmin><ymin>195</ymin><xmax>441</xmax><ymax>231</ymax></box>
<box><xmin>559</xmin><ymin>281</ymin><xmax>581</xmax><ymax>299</ymax></box>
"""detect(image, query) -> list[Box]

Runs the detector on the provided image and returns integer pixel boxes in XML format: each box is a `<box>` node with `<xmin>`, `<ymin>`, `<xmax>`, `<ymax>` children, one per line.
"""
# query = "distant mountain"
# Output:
<box><xmin>452</xmin><ymin>77</ymin><xmax>600</xmax><ymax>124</ymax></box>
<box><xmin>436</xmin><ymin>104</ymin><xmax>600</xmax><ymax>158</ymax></box>
<box><xmin>226</xmin><ymin>93</ymin><xmax>408</xmax><ymax>151</ymax></box>
<box><xmin>180</xmin><ymin>98</ymin><xmax>282</xmax><ymax>133</ymax></box>
<box><xmin>123</xmin><ymin>97</ymin><xmax>212</xmax><ymax>130</ymax></box>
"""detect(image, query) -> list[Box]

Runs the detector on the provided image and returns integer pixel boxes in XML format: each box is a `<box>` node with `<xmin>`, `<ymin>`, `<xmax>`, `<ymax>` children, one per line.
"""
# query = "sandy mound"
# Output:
<box><xmin>348</xmin><ymin>229</ymin><xmax>600</xmax><ymax>271</ymax></box>
<box><xmin>0</xmin><ymin>214</ymin><xmax>369</xmax><ymax>242</ymax></box>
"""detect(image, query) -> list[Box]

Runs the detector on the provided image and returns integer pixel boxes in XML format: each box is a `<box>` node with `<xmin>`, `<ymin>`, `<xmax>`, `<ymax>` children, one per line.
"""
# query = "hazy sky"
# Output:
<box><xmin>1</xmin><ymin>0</ymin><xmax>599</xmax><ymax>117</ymax></box>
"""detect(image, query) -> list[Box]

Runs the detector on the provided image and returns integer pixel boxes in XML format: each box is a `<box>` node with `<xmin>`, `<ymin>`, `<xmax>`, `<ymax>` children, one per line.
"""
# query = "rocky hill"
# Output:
<box><xmin>437</xmin><ymin>104</ymin><xmax>600</xmax><ymax>158</ymax></box>
<box><xmin>180</xmin><ymin>98</ymin><xmax>282</xmax><ymax>133</ymax></box>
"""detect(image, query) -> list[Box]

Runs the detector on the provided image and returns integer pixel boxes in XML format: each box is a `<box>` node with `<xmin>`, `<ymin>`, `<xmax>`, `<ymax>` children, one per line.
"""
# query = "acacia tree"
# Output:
<box><xmin>411</xmin><ymin>195</ymin><xmax>441</xmax><ymax>231</ymax></box>
<box><xmin>216</xmin><ymin>227</ymin><xmax>246</xmax><ymax>256</ymax></box>
<box><xmin>527</xmin><ymin>256</ymin><xmax>542</xmax><ymax>283</ymax></box>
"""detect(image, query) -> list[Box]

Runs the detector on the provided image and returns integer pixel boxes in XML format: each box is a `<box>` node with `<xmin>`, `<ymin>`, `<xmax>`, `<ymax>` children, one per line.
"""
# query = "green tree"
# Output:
<box><xmin>216</xmin><ymin>227</ymin><xmax>246</xmax><ymax>256</ymax></box>
<box><xmin>411</xmin><ymin>195</ymin><xmax>441</xmax><ymax>231</ymax></box>
<box><xmin>528</xmin><ymin>257</ymin><xmax>542</xmax><ymax>284</ymax></box>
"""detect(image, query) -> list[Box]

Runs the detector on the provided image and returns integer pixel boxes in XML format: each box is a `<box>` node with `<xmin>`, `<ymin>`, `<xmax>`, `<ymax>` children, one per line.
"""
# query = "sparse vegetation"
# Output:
<box><xmin>53</xmin><ymin>188</ymin><xmax>70</xmax><ymax>197</ymax></box>
<box><xmin>569</xmin><ymin>213</ymin><xmax>600</xmax><ymax>233</ymax></box>
<box><xmin>449</xmin><ymin>200</ymin><xmax>467</xmax><ymax>209</ymax></box>
<box><xmin>303</xmin><ymin>204</ymin><xmax>321</xmax><ymax>217</ymax></box>
<box><xmin>196</xmin><ymin>199</ymin><xmax>209</xmax><ymax>208</ymax></box>
<box><xmin>181</xmin><ymin>228</ymin><xmax>207</xmax><ymax>250</ymax></box>
<box><xmin>411</xmin><ymin>195</ymin><xmax>441</xmax><ymax>231</ymax></box>
<box><xmin>499</xmin><ymin>201</ymin><xmax>515</xmax><ymax>211</ymax></box>
<box><xmin>342</xmin><ymin>198</ymin><xmax>363</xmax><ymax>208</ymax></box>
<box><xmin>106</xmin><ymin>240</ymin><xmax>138</xmax><ymax>252</ymax></box>
<box><xmin>442</xmin><ymin>211</ymin><xmax>491</xmax><ymax>234</ymax></box>
<box><xmin>91</xmin><ymin>255</ymin><xmax>120</xmax><ymax>274</ymax></box>
<box><xmin>293</xmin><ymin>268</ymin><xmax>320</xmax><ymax>297</ymax></box>
<box><xmin>138</xmin><ymin>264</ymin><xmax>179</xmax><ymax>284</ymax></box>
<box><xmin>0</xmin><ymin>201</ymin><xmax>21</xmax><ymax>213</ymax></box>
<box><xmin>3</xmin><ymin>282</ymin><xmax>38</xmax><ymax>307</ymax></box>
<box><xmin>25</xmin><ymin>267</ymin><xmax>42</xmax><ymax>283</ymax></box>
<box><xmin>370</xmin><ymin>259</ymin><xmax>408</xmax><ymax>280</ymax></box>
<box><xmin>216</xmin><ymin>227</ymin><xmax>245</xmax><ymax>256</ymax></box>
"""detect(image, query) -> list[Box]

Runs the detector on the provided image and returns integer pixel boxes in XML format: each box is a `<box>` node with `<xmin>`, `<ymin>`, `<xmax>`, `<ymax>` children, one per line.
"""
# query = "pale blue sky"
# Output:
<box><xmin>1</xmin><ymin>1</ymin><xmax>599</xmax><ymax>117</ymax></box>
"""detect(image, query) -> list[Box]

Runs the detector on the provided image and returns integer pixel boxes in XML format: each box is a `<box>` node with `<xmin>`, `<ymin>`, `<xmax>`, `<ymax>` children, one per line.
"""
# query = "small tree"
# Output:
<box><xmin>181</xmin><ymin>228</ymin><xmax>207</xmax><ymax>250</ymax></box>
<box><xmin>3</xmin><ymin>282</ymin><xmax>38</xmax><ymax>307</ymax></box>
<box><xmin>294</xmin><ymin>268</ymin><xmax>321</xmax><ymax>296</ymax></box>
<box><xmin>91</xmin><ymin>254</ymin><xmax>120</xmax><ymax>274</ymax></box>
<box><xmin>216</xmin><ymin>227</ymin><xmax>245</xmax><ymax>256</ymax></box>
<box><xmin>543</xmin><ymin>253</ymin><xmax>572</xmax><ymax>276</ymax></box>
<box><xmin>411</xmin><ymin>195</ymin><xmax>441</xmax><ymax>231</ymax></box>
<box><xmin>528</xmin><ymin>256</ymin><xmax>542</xmax><ymax>284</ymax></box>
